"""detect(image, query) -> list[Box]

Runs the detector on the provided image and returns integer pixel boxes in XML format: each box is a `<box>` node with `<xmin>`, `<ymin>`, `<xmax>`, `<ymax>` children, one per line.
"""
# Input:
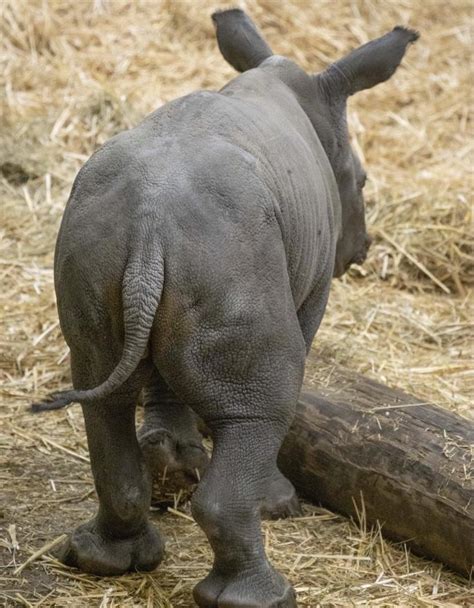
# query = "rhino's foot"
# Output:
<box><xmin>193</xmin><ymin>569</ymin><xmax>226</xmax><ymax>608</ymax></box>
<box><xmin>57</xmin><ymin>518</ymin><xmax>165</xmax><ymax>576</ymax></box>
<box><xmin>193</xmin><ymin>565</ymin><xmax>296</xmax><ymax>608</ymax></box>
<box><xmin>137</xmin><ymin>426</ymin><xmax>209</xmax><ymax>491</ymax></box>
<box><xmin>261</xmin><ymin>472</ymin><xmax>302</xmax><ymax>520</ymax></box>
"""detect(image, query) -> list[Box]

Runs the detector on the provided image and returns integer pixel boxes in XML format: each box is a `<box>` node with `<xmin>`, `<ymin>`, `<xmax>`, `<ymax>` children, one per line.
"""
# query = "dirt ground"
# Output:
<box><xmin>1</xmin><ymin>0</ymin><xmax>472</xmax><ymax>606</ymax></box>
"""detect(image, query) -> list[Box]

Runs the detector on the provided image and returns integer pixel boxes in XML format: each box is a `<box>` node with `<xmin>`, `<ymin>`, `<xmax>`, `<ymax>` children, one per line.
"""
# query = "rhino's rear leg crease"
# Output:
<box><xmin>57</xmin><ymin>353</ymin><xmax>164</xmax><ymax>576</ymax></box>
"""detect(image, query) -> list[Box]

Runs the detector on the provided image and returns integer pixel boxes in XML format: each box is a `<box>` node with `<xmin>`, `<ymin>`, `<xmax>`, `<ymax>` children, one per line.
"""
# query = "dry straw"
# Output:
<box><xmin>1</xmin><ymin>0</ymin><xmax>472</xmax><ymax>606</ymax></box>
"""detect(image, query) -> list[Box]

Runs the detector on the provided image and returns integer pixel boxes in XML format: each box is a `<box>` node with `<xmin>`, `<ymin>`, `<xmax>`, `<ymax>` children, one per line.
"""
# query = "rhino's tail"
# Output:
<box><xmin>32</xmin><ymin>241</ymin><xmax>164</xmax><ymax>413</ymax></box>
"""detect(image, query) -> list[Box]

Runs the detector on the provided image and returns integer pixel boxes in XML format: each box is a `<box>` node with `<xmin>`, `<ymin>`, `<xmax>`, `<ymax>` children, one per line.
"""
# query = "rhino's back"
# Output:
<box><xmin>56</xmin><ymin>79</ymin><xmax>337</xmax><ymax>309</ymax></box>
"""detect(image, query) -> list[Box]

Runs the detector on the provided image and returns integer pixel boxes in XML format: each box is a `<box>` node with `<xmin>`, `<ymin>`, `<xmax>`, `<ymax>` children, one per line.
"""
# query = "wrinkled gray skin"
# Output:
<box><xmin>34</xmin><ymin>10</ymin><xmax>418</xmax><ymax>607</ymax></box>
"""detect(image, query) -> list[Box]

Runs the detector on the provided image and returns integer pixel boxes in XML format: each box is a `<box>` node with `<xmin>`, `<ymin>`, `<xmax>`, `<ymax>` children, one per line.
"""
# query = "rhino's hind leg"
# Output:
<box><xmin>159</xmin><ymin>315</ymin><xmax>305</xmax><ymax>607</ymax></box>
<box><xmin>137</xmin><ymin>370</ymin><xmax>209</xmax><ymax>493</ymax></box>
<box><xmin>191</xmin><ymin>420</ymin><xmax>299</xmax><ymax>608</ymax></box>
<box><xmin>58</xmin><ymin>351</ymin><xmax>164</xmax><ymax>576</ymax></box>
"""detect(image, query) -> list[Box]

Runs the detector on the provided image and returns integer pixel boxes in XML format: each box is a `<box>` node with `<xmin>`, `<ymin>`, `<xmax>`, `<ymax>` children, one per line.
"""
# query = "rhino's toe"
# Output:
<box><xmin>58</xmin><ymin>518</ymin><xmax>164</xmax><ymax>576</ymax></box>
<box><xmin>261</xmin><ymin>472</ymin><xmax>302</xmax><ymax>520</ymax></box>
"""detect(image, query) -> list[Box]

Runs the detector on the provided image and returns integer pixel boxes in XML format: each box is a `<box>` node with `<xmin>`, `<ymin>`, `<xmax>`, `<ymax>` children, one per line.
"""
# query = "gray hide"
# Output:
<box><xmin>33</xmin><ymin>9</ymin><xmax>418</xmax><ymax>608</ymax></box>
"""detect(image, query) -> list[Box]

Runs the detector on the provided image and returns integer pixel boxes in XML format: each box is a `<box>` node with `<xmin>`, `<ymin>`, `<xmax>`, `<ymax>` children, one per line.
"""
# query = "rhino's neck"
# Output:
<box><xmin>220</xmin><ymin>64</ymin><xmax>340</xmax><ymax>304</ymax></box>
<box><xmin>259</xmin><ymin>57</ymin><xmax>344</xmax><ymax>173</ymax></box>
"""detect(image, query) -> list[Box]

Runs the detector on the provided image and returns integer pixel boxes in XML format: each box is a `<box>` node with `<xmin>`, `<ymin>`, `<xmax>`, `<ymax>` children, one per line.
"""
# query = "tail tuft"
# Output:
<box><xmin>31</xmin><ymin>390</ymin><xmax>78</xmax><ymax>413</ymax></box>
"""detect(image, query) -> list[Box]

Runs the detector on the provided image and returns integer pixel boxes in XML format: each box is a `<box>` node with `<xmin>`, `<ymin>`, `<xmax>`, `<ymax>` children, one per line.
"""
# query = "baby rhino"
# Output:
<box><xmin>35</xmin><ymin>9</ymin><xmax>418</xmax><ymax>608</ymax></box>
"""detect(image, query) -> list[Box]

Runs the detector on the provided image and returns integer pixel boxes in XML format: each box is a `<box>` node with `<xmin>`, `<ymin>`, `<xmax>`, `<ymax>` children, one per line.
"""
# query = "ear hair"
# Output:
<box><xmin>321</xmin><ymin>26</ymin><xmax>419</xmax><ymax>97</ymax></box>
<box><xmin>211</xmin><ymin>8</ymin><xmax>273</xmax><ymax>73</ymax></box>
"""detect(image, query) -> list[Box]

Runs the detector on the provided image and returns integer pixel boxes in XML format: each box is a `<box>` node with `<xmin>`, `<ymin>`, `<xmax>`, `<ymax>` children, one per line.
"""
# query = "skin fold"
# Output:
<box><xmin>33</xmin><ymin>9</ymin><xmax>418</xmax><ymax>608</ymax></box>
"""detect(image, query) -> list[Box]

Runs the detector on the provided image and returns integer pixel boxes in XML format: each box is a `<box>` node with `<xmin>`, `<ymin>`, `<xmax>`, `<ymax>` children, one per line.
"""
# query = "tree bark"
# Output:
<box><xmin>278</xmin><ymin>355</ymin><xmax>474</xmax><ymax>577</ymax></box>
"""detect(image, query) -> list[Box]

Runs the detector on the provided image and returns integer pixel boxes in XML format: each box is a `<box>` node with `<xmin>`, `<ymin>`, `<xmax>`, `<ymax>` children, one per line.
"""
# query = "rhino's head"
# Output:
<box><xmin>212</xmin><ymin>9</ymin><xmax>419</xmax><ymax>277</ymax></box>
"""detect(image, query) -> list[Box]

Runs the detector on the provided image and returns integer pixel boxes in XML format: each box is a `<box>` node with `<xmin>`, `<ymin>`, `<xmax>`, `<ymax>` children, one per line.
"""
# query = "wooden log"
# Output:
<box><xmin>278</xmin><ymin>356</ymin><xmax>474</xmax><ymax>576</ymax></box>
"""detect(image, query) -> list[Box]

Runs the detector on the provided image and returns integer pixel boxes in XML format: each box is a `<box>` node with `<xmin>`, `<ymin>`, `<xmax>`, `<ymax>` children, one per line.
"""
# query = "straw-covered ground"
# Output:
<box><xmin>1</xmin><ymin>0</ymin><xmax>472</xmax><ymax>606</ymax></box>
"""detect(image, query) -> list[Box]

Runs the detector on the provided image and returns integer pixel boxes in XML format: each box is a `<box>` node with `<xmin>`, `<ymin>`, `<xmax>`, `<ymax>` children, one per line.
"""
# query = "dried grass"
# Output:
<box><xmin>1</xmin><ymin>0</ymin><xmax>472</xmax><ymax>606</ymax></box>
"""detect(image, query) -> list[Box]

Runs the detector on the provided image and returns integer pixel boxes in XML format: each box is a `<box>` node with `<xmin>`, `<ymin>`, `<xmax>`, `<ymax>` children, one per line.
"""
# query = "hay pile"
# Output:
<box><xmin>1</xmin><ymin>0</ymin><xmax>472</xmax><ymax>606</ymax></box>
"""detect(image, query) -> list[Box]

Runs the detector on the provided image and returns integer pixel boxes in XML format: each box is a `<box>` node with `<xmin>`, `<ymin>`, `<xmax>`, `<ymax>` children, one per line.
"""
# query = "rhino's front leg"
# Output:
<box><xmin>137</xmin><ymin>370</ymin><xmax>209</xmax><ymax>490</ymax></box>
<box><xmin>261</xmin><ymin>468</ymin><xmax>301</xmax><ymax>520</ymax></box>
<box><xmin>57</xmin><ymin>354</ymin><xmax>165</xmax><ymax>575</ymax></box>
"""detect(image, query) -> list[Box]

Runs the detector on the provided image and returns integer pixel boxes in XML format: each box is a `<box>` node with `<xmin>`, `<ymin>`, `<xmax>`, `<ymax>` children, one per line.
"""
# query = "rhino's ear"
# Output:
<box><xmin>321</xmin><ymin>26</ymin><xmax>419</xmax><ymax>97</ymax></box>
<box><xmin>211</xmin><ymin>8</ymin><xmax>273</xmax><ymax>73</ymax></box>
